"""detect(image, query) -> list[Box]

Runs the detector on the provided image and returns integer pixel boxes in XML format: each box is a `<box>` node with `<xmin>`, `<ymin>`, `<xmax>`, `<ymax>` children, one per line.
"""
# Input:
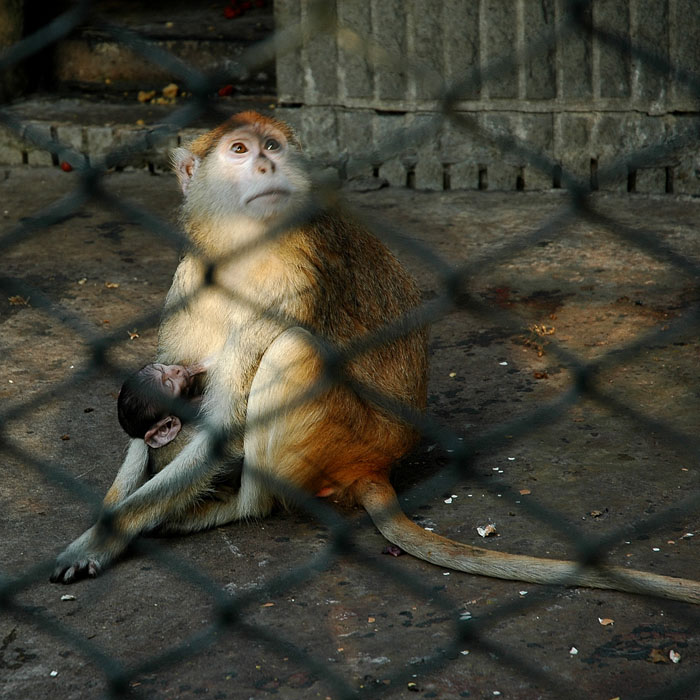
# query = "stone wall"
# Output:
<box><xmin>274</xmin><ymin>0</ymin><xmax>700</xmax><ymax>194</ymax></box>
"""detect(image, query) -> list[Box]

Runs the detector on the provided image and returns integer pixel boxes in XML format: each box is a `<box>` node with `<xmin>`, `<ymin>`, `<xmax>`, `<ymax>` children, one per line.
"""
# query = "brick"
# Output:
<box><xmin>54</xmin><ymin>124</ymin><xmax>84</xmax><ymax>154</ymax></box>
<box><xmin>632</xmin><ymin>0</ymin><xmax>669</xmax><ymax>108</ymax></box>
<box><xmin>595</xmin><ymin>0</ymin><xmax>631</xmax><ymax>98</ymax></box>
<box><xmin>372</xmin><ymin>0</ymin><xmax>407</xmax><ymax>102</ymax></box>
<box><xmin>484</xmin><ymin>0</ymin><xmax>518</xmax><ymax>98</ymax></box>
<box><xmin>409</xmin><ymin>0</ymin><xmax>444</xmax><ymax>101</ymax></box>
<box><xmin>670</xmin><ymin>0</ymin><xmax>700</xmax><ymax>106</ymax></box>
<box><xmin>338</xmin><ymin>109</ymin><xmax>374</xmax><ymax>167</ymax></box>
<box><xmin>520</xmin><ymin>113</ymin><xmax>555</xmax><ymax>189</ymax></box>
<box><xmin>345</xmin><ymin>157</ymin><xmax>374</xmax><ymax>180</ymax></box>
<box><xmin>0</xmin><ymin>125</ymin><xmax>25</xmax><ymax>165</ymax></box>
<box><xmin>24</xmin><ymin>122</ymin><xmax>54</xmax><ymax>166</ymax></box>
<box><xmin>274</xmin><ymin>0</ymin><xmax>304</xmax><ymax>103</ymax></box>
<box><xmin>296</xmin><ymin>106</ymin><xmax>338</xmax><ymax>159</ymax></box>
<box><xmin>373</xmin><ymin>112</ymin><xmax>408</xmax><ymax>167</ymax></box>
<box><xmin>443</xmin><ymin>0</ymin><xmax>481</xmax><ymax>100</ymax></box>
<box><xmin>449</xmin><ymin>161</ymin><xmax>480</xmax><ymax>190</ymax></box>
<box><xmin>440</xmin><ymin>116</ymin><xmax>489</xmax><ymax>164</ymax></box>
<box><xmin>558</xmin><ymin>156</ymin><xmax>594</xmax><ymax>191</ymax></box>
<box><xmin>635</xmin><ymin>167</ymin><xmax>666</xmax><ymax>194</ymax></box>
<box><xmin>672</xmin><ymin>156</ymin><xmax>700</xmax><ymax>196</ymax></box>
<box><xmin>302</xmin><ymin>0</ymin><xmax>338</xmax><ymax>105</ymax></box>
<box><xmin>558</xmin><ymin>0</ymin><xmax>592</xmax><ymax>99</ymax></box>
<box><xmin>414</xmin><ymin>154</ymin><xmax>444</xmax><ymax>191</ymax></box>
<box><xmin>486</xmin><ymin>162</ymin><xmax>521</xmax><ymax>191</ymax></box>
<box><xmin>337</xmin><ymin>0</ymin><xmax>373</xmax><ymax>100</ymax></box>
<box><xmin>479</xmin><ymin>112</ymin><xmax>521</xmax><ymax>164</ymax></box>
<box><xmin>525</xmin><ymin>0</ymin><xmax>556</xmax><ymax>100</ymax></box>
<box><xmin>554</xmin><ymin>112</ymin><xmax>593</xmax><ymax>167</ymax></box>
<box><xmin>112</xmin><ymin>127</ymin><xmax>149</xmax><ymax>168</ymax></box>
<box><xmin>86</xmin><ymin>126</ymin><xmax>116</xmax><ymax>166</ymax></box>
<box><xmin>378</xmin><ymin>157</ymin><xmax>407</xmax><ymax>187</ymax></box>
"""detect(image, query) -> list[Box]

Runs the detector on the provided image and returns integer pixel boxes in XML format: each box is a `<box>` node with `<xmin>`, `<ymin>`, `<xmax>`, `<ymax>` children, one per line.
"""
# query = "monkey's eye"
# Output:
<box><xmin>230</xmin><ymin>142</ymin><xmax>248</xmax><ymax>153</ymax></box>
<box><xmin>264</xmin><ymin>138</ymin><xmax>280</xmax><ymax>151</ymax></box>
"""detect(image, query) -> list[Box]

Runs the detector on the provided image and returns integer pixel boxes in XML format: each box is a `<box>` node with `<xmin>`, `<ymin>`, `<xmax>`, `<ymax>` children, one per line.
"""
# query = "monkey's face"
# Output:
<box><xmin>150</xmin><ymin>363</ymin><xmax>195</xmax><ymax>398</ymax></box>
<box><xmin>180</xmin><ymin>123</ymin><xmax>310</xmax><ymax>225</ymax></box>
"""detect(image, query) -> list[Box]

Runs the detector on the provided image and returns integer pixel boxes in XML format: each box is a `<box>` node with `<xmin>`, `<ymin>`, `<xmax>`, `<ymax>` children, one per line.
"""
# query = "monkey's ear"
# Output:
<box><xmin>144</xmin><ymin>416</ymin><xmax>182</xmax><ymax>448</ymax></box>
<box><xmin>171</xmin><ymin>147</ymin><xmax>200</xmax><ymax>195</ymax></box>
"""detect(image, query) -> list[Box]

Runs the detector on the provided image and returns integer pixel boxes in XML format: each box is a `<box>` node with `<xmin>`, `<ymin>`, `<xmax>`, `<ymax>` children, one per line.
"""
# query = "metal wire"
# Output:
<box><xmin>1</xmin><ymin>1</ymin><xmax>699</xmax><ymax>698</ymax></box>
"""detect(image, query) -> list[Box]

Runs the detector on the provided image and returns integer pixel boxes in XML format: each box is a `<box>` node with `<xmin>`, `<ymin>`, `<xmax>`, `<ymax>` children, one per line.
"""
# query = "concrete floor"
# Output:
<box><xmin>1</xmin><ymin>167</ymin><xmax>699</xmax><ymax>699</ymax></box>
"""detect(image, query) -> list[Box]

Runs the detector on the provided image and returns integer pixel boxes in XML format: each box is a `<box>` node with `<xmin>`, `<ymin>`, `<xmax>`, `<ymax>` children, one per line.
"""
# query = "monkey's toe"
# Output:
<box><xmin>50</xmin><ymin>558</ymin><xmax>101</xmax><ymax>584</ymax></box>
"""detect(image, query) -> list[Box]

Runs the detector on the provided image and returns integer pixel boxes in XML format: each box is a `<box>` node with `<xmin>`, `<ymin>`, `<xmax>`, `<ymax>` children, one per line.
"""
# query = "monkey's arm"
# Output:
<box><xmin>51</xmin><ymin>427</ymin><xmax>230</xmax><ymax>583</ymax></box>
<box><xmin>103</xmin><ymin>439</ymin><xmax>150</xmax><ymax>506</ymax></box>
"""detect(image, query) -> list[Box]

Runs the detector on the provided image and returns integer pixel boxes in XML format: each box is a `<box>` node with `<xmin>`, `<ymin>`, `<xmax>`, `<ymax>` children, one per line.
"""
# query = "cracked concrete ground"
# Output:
<box><xmin>1</xmin><ymin>167</ymin><xmax>699</xmax><ymax>699</ymax></box>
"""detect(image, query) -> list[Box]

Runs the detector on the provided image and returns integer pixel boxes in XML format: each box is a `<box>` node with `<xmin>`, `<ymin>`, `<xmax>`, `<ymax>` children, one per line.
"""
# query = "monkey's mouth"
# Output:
<box><xmin>246</xmin><ymin>189</ymin><xmax>291</xmax><ymax>204</ymax></box>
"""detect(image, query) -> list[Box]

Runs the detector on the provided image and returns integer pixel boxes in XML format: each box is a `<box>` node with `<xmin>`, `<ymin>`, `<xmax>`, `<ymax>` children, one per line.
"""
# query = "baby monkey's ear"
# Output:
<box><xmin>144</xmin><ymin>416</ymin><xmax>182</xmax><ymax>448</ymax></box>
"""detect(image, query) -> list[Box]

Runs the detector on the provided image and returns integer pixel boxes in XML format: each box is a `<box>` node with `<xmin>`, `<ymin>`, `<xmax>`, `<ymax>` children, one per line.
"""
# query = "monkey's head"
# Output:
<box><xmin>172</xmin><ymin>111</ymin><xmax>310</xmax><ymax>234</ymax></box>
<box><xmin>118</xmin><ymin>363</ymin><xmax>203</xmax><ymax>448</ymax></box>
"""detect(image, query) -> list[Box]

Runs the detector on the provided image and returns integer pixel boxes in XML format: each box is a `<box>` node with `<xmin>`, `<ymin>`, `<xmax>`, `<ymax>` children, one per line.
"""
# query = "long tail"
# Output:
<box><xmin>354</xmin><ymin>477</ymin><xmax>700</xmax><ymax>605</ymax></box>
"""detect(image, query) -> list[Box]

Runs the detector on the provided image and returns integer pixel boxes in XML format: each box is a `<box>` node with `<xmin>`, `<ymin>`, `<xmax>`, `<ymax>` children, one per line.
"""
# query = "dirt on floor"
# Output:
<box><xmin>1</xmin><ymin>167</ymin><xmax>699</xmax><ymax>700</ymax></box>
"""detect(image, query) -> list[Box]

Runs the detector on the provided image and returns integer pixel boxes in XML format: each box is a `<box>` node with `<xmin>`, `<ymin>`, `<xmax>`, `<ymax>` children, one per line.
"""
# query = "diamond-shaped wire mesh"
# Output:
<box><xmin>1</xmin><ymin>1</ymin><xmax>699</xmax><ymax>698</ymax></box>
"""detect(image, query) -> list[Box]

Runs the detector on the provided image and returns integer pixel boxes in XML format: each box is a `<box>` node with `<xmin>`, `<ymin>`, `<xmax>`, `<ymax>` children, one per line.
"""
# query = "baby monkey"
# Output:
<box><xmin>117</xmin><ymin>361</ymin><xmax>208</xmax><ymax>448</ymax></box>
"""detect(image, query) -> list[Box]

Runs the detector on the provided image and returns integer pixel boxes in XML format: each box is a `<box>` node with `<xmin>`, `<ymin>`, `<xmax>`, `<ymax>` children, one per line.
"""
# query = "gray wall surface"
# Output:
<box><xmin>275</xmin><ymin>0</ymin><xmax>700</xmax><ymax>194</ymax></box>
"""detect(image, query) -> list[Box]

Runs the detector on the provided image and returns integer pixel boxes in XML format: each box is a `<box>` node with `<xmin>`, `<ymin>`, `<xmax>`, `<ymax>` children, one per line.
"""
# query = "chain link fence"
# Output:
<box><xmin>1</xmin><ymin>1</ymin><xmax>699</xmax><ymax>698</ymax></box>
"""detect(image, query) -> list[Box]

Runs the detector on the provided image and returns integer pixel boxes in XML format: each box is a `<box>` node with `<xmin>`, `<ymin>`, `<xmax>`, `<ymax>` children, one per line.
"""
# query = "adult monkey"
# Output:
<box><xmin>51</xmin><ymin>112</ymin><xmax>700</xmax><ymax>605</ymax></box>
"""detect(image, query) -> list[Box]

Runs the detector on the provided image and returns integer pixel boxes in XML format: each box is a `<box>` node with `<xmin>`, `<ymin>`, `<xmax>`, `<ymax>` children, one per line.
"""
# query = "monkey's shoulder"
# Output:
<box><xmin>295</xmin><ymin>211</ymin><xmax>421</xmax><ymax>306</ymax></box>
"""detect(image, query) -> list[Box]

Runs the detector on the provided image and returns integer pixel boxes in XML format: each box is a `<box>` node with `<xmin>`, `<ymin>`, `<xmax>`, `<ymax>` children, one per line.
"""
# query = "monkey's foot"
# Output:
<box><xmin>50</xmin><ymin>528</ymin><xmax>112</xmax><ymax>584</ymax></box>
<box><xmin>50</xmin><ymin>557</ymin><xmax>102</xmax><ymax>584</ymax></box>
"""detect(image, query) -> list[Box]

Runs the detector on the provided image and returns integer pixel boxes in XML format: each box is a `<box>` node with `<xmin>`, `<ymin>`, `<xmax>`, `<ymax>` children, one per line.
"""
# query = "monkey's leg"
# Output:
<box><xmin>51</xmin><ymin>426</ymin><xmax>230</xmax><ymax>583</ymax></box>
<box><xmin>103</xmin><ymin>439</ymin><xmax>150</xmax><ymax>506</ymax></box>
<box><xmin>235</xmin><ymin>327</ymin><xmax>401</xmax><ymax>514</ymax></box>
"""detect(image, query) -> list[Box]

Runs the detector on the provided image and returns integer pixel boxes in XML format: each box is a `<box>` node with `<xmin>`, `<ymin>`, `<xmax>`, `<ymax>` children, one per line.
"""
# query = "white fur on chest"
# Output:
<box><xmin>158</xmin><ymin>220</ymin><xmax>306</xmax><ymax>364</ymax></box>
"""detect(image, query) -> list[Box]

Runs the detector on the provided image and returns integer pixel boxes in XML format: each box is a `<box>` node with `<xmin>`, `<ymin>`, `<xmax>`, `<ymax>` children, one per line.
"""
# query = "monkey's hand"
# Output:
<box><xmin>50</xmin><ymin>524</ymin><xmax>123</xmax><ymax>584</ymax></box>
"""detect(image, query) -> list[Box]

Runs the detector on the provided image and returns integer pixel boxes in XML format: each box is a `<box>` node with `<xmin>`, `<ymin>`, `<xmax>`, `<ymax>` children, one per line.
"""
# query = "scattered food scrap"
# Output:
<box><xmin>598</xmin><ymin>617</ymin><xmax>614</xmax><ymax>626</ymax></box>
<box><xmin>647</xmin><ymin>649</ymin><xmax>668</xmax><ymax>664</ymax></box>
<box><xmin>137</xmin><ymin>90</ymin><xmax>156</xmax><ymax>103</ymax></box>
<box><xmin>519</xmin><ymin>489</ymin><xmax>531</xmax><ymax>495</ymax></box>
<box><xmin>162</xmin><ymin>82</ymin><xmax>178</xmax><ymax>99</ymax></box>
<box><xmin>476</xmin><ymin>524</ymin><xmax>498</xmax><ymax>538</ymax></box>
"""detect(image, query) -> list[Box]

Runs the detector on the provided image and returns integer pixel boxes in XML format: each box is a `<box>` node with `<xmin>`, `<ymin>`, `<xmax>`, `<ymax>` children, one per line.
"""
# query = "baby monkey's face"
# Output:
<box><xmin>151</xmin><ymin>363</ymin><xmax>203</xmax><ymax>398</ymax></box>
